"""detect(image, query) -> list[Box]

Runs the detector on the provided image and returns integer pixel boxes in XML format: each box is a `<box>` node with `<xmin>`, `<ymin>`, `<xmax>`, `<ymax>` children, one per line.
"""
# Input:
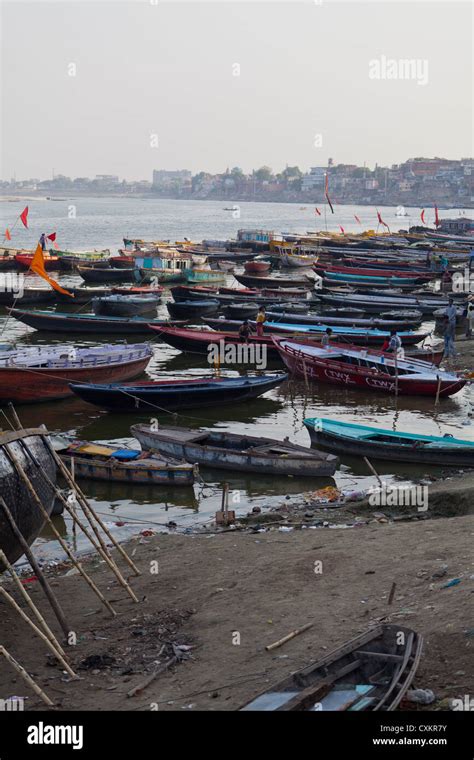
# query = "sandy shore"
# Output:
<box><xmin>0</xmin><ymin>512</ymin><xmax>472</xmax><ymax>712</ymax></box>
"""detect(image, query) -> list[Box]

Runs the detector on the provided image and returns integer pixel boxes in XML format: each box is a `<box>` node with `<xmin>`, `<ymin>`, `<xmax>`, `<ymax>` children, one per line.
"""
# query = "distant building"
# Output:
<box><xmin>301</xmin><ymin>167</ymin><xmax>326</xmax><ymax>191</ymax></box>
<box><xmin>152</xmin><ymin>170</ymin><xmax>192</xmax><ymax>189</ymax></box>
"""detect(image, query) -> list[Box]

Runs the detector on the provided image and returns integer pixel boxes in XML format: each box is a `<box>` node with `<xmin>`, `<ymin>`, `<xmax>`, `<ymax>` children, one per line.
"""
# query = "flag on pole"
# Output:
<box><xmin>30</xmin><ymin>243</ymin><xmax>73</xmax><ymax>297</ymax></box>
<box><xmin>47</xmin><ymin>232</ymin><xmax>57</xmax><ymax>241</ymax></box>
<box><xmin>314</xmin><ymin>207</ymin><xmax>321</xmax><ymax>216</ymax></box>
<box><xmin>5</xmin><ymin>229</ymin><xmax>11</xmax><ymax>241</ymax></box>
<box><xmin>325</xmin><ymin>174</ymin><xmax>334</xmax><ymax>214</ymax></box>
<box><xmin>376</xmin><ymin>209</ymin><xmax>390</xmax><ymax>231</ymax></box>
<box><xmin>339</xmin><ymin>226</ymin><xmax>345</xmax><ymax>234</ymax></box>
<box><xmin>19</xmin><ymin>207</ymin><xmax>29</xmax><ymax>228</ymax></box>
<box><xmin>421</xmin><ymin>209</ymin><xmax>425</xmax><ymax>224</ymax></box>
<box><xmin>354</xmin><ymin>215</ymin><xmax>361</xmax><ymax>224</ymax></box>
<box><xmin>434</xmin><ymin>205</ymin><xmax>440</xmax><ymax>227</ymax></box>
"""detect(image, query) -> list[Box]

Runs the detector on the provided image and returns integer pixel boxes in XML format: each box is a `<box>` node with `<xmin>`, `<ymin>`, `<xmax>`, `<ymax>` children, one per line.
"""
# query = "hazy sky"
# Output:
<box><xmin>1</xmin><ymin>1</ymin><xmax>472</xmax><ymax>181</ymax></box>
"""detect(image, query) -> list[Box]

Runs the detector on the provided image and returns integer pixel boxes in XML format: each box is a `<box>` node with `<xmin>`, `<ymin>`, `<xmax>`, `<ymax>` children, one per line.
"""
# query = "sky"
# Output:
<box><xmin>0</xmin><ymin>0</ymin><xmax>472</xmax><ymax>181</ymax></box>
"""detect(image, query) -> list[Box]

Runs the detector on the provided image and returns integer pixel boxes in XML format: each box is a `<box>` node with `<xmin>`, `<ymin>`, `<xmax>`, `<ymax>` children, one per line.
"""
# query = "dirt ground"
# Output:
<box><xmin>0</xmin><ymin>512</ymin><xmax>472</xmax><ymax>712</ymax></box>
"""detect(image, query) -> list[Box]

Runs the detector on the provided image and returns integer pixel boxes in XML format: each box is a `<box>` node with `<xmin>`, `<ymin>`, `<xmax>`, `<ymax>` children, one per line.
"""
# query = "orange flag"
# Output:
<box><xmin>5</xmin><ymin>228</ymin><xmax>11</xmax><ymax>240</ymax></box>
<box><xmin>30</xmin><ymin>244</ymin><xmax>73</xmax><ymax>297</ymax></box>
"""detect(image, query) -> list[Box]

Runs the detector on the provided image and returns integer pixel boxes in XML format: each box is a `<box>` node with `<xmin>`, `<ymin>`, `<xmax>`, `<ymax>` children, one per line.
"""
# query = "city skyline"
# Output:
<box><xmin>1</xmin><ymin>1</ymin><xmax>472</xmax><ymax>181</ymax></box>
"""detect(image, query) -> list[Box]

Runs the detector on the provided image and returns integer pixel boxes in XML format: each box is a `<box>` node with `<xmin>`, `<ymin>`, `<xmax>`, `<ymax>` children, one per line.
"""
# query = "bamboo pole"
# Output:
<box><xmin>7</xmin><ymin>402</ymin><xmax>22</xmax><ymax>430</ymax></box>
<box><xmin>0</xmin><ymin>587</ymin><xmax>77</xmax><ymax>679</ymax></box>
<box><xmin>0</xmin><ymin>497</ymin><xmax>70</xmax><ymax>640</ymax></box>
<box><xmin>265</xmin><ymin>622</ymin><xmax>313</xmax><ymax>652</ymax></box>
<box><xmin>364</xmin><ymin>457</ymin><xmax>383</xmax><ymax>488</ymax></box>
<box><xmin>0</xmin><ymin>645</ymin><xmax>54</xmax><ymax>707</ymax></box>
<box><xmin>435</xmin><ymin>375</ymin><xmax>442</xmax><ymax>406</ymax></box>
<box><xmin>0</xmin><ymin>548</ymin><xmax>66</xmax><ymax>657</ymax></box>
<box><xmin>44</xmin><ymin>439</ymin><xmax>141</xmax><ymax>577</ymax></box>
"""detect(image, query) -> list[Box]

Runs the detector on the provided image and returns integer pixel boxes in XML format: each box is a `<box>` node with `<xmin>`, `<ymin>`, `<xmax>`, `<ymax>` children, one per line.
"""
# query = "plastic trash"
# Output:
<box><xmin>406</xmin><ymin>689</ymin><xmax>436</xmax><ymax>705</ymax></box>
<box><xmin>441</xmin><ymin>578</ymin><xmax>461</xmax><ymax>588</ymax></box>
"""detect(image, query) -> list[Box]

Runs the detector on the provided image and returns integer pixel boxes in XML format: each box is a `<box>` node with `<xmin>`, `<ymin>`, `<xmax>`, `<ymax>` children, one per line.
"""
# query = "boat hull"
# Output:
<box><xmin>0</xmin><ymin>428</ymin><xmax>57</xmax><ymax>566</ymax></box>
<box><xmin>8</xmin><ymin>308</ymin><xmax>185</xmax><ymax>334</ymax></box>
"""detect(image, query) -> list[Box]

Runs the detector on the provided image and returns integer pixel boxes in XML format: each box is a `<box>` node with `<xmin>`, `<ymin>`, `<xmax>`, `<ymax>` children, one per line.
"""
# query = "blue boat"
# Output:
<box><xmin>70</xmin><ymin>374</ymin><xmax>288</xmax><ymax>412</ymax></box>
<box><xmin>303</xmin><ymin>417</ymin><xmax>474</xmax><ymax>467</ymax></box>
<box><xmin>263</xmin><ymin>322</ymin><xmax>428</xmax><ymax>346</ymax></box>
<box><xmin>322</xmin><ymin>271</ymin><xmax>422</xmax><ymax>286</ymax></box>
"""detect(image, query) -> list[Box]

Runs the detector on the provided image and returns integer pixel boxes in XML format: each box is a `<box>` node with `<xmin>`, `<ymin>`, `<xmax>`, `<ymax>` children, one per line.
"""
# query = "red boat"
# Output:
<box><xmin>112</xmin><ymin>285</ymin><xmax>164</xmax><ymax>295</ymax></box>
<box><xmin>15</xmin><ymin>253</ymin><xmax>60</xmax><ymax>270</ymax></box>
<box><xmin>313</xmin><ymin>263</ymin><xmax>434</xmax><ymax>280</ymax></box>
<box><xmin>272</xmin><ymin>338</ymin><xmax>465</xmax><ymax>398</ymax></box>
<box><xmin>244</xmin><ymin>260</ymin><xmax>271</xmax><ymax>274</ymax></box>
<box><xmin>0</xmin><ymin>343</ymin><xmax>152</xmax><ymax>403</ymax></box>
<box><xmin>150</xmin><ymin>326</ymin><xmax>281</xmax><ymax>357</ymax></box>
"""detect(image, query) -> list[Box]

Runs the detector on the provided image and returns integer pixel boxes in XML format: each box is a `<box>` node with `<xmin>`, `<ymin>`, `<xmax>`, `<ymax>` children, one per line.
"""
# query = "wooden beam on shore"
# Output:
<box><xmin>0</xmin><ymin>645</ymin><xmax>54</xmax><ymax>707</ymax></box>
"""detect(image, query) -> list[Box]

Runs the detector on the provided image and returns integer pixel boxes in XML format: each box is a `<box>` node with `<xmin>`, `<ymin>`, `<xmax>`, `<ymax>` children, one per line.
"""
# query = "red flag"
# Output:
<box><xmin>339</xmin><ymin>226</ymin><xmax>345</xmax><ymax>234</ymax></box>
<box><xmin>20</xmin><ymin>206</ymin><xmax>29</xmax><ymax>228</ymax></box>
<box><xmin>434</xmin><ymin>206</ymin><xmax>440</xmax><ymax>227</ymax></box>
<box><xmin>354</xmin><ymin>215</ymin><xmax>361</xmax><ymax>224</ymax></box>
<box><xmin>47</xmin><ymin>232</ymin><xmax>56</xmax><ymax>241</ymax></box>
<box><xmin>325</xmin><ymin>174</ymin><xmax>334</xmax><ymax>214</ymax></box>
<box><xmin>376</xmin><ymin>209</ymin><xmax>390</xmax><ymax>231</ymax></box>
<box><xmin>314</xmin><ymin>207</ymin><xmax>321</xmax><ymax>216</ymax></box>
<box><xmin>5</xmin><ymin>228</ymin><xmax>11</xmax><ymax>241</ymax></box>
<box><xmin>421</xmin><ymin>209</ymin><xmax>425</xmax><ymax>224</ymax></box>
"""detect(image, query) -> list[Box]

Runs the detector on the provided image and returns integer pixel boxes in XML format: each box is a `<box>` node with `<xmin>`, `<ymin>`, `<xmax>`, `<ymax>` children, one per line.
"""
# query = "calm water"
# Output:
<box><xmin>0</xmin><ymin>197</ymin><xmax>472</xmax><ymax>558</ymax></box>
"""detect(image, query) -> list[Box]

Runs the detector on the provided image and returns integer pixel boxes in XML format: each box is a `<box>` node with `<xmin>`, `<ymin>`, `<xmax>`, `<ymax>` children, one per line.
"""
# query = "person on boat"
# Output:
<box><xmin>256</xmin><ymin>306</ymin><xmax>266</xmax><ymax>337</ymax></box>
<box><xmin>321</xmin><ymin>327</ymin><xmax>333</xmax><ymax>347</ymax></box>
<box><xmin>39</xmin><ymin>233</ymin><xmax>47</xmax><ymax>251</ymax></box>
<box><xmin>441</xmin><ymin>269</ymin><xmax>453</xmax><ymax>293</ymax></box>
<box><xmin>465</xmin><ymin>297</ymin><xmax>474</xmax><ymax>338</ymax></box>
<box><xmin>442</xmin><ymin>315</ymin><xmax>457</xmax><ymax>360</ymax></box>
<box><xmin>238</xmin><ymin>319</ymin><xmax>253</xmax><ymax>342</ymax></box>
<box><xmin>386</xmin><ymin>330</ymin><xmax>402</xmax><ymax>354</ymax></box>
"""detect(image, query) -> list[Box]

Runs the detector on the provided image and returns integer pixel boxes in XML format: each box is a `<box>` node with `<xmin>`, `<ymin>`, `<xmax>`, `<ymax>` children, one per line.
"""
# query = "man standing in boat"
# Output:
<box><xmin>238</xmin><ymin>320</ymin><xmax>253</xmax><ymax>343</ymax></box>
<box><xmin>321</xmin><ymin>327</ymin><xmax>333</xmax><ymax>347</ymax></box>
<box><xmin>256</xmin><ymin>306</ymin><xmax>266</xmax><ymax>336</ymax></box>
<box><xmin>387</xmin><ymin>329</ymin><xmax>402</xmax><ymax>354</ymax></box>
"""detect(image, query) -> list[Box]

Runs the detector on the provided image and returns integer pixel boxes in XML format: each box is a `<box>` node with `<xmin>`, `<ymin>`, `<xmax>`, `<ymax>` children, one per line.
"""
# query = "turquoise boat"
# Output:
<box><xmin>303</xmin><ymin>417</ymin><xmax>474</xmax><ymax>467</ymax></box>
<box><xmin>184</xmin><ymin>269</ymin><xmax>226</xmax><ymax>284</ymax></box>
<box><xmin>264</xmin><ymin>321</ymin><xmax>428</xmax><ymax>345</ymax></box>
<box><xmin>322</xmin><ymin>271</ymin><xmax>422</xmax><ymax>285</ymax></box>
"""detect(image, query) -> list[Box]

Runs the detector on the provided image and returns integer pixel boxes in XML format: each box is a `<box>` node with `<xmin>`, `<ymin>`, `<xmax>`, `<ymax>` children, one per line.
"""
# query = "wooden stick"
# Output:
<box><xmin>0</xmin><ymin>548</ymin><xmax>66</xmax><ymax>657</ymax></box>
<box><xmin>265</xmin><ymin>622</ymin><xmax>313</xmax><ymax>652</ymax></box>
<box><xmin>388</xmin><ymin>582</ymin><xmax>397</xmax><ymax>606</ymax></box>
<box><xmin>364</xmin><ymin>456</ymin><xmax>383</xmax><ymax>488</ymax></box>
<box><xmin>0</xmin><ymin>496</ymin><xmax>70</xmax><ymax>640</ymax></box>
<box><xmin>435</xmin><ymin>375</ymin><xmax>442</xmax><ymax>406</ymax></box>
<box><xmin>45</xmin><ymin>440</ymin><xmax>141</xmax><ymax>577</ymax></box>
<box><xmin>127</xmin><ymin>656</ymin><xmax>178</xmax><ymax>698</ymax></box>
<box><xmin>0</xmin><ymin>587</ymin><xmax>77</xmax><ymax>679</ymax></box>
<box><xmin>7</xmin><ymin>402</ymin><xmax>22</xmax><ymax>430</ymax></box>
<box><xmin>0</xmin><ymin>645</ymin><xmax>54</xmax><ymax>707</ymax></box>
<box><xmin>15</xmin><ymin>455</ymin><xmax>116</xmax><ymax>616</ymax></box>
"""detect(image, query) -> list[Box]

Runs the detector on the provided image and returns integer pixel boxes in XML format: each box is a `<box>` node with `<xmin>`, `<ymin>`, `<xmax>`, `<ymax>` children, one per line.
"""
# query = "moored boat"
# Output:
<box><xmin>234</xmin><ymin>273</ymin><xmax>314</xmax><ymax>289</ymax></box>
<box><xmin>167</xmin><ymin>298</ymin><xmax>220</xmax><ymax>320</ymax></box>
<box><xmin>273</xmin><ymin>338</ymin><xmax>465</xmax><ymax>397</ymax></box>
<box><xmin>78</xmin><ymin>265</ymin><xmax>138</xmax><ymax>283</ymax></box>
<box><xmin>69</xmin><ymin>374</ymin><xmax>288</xmax><ymax>411</ymax></box>
<box><xmin>56</xmin><ymin>440</ymin><xmax>196</xmax><ymax>486</ymax></box>
<box><xmin>0</xmin><ymin>343</ymin><xmax>153</xmax><ymax>403</ymax></box>
<box><xmin>7</xmin><ymin>308</ymin><xmax>186</xmax><ymax>334</ymax></box>
<box><xmin>303</xmin><ymin>417</ymin><xmax>474</xmax><ymax>467</ymax></box>
<box><xmin>240</xmin><ymin>624</ymin><xmax>422</xmax><ymax>711</ymax></box>
<box><xmin>92</xmin><ymin>294</ymin><xmax>160</xmax><ymax>317</ymax></box>
<box><xmin>150</xmin><ymin>325</ymin><xmax>281</xmax><ymax>357</ymax></box>
<box><xmin>131</xmin><ymin>424</ymin><xmax>339</xmax><ymax>476</ymax></box>
<box><xmin>244</xmin><ymin>260</ymin><xmax>271</xmax><ymax>274</ymax></box>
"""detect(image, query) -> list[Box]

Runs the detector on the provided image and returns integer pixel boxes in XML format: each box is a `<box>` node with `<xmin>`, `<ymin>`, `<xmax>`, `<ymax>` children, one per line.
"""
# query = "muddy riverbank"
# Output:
<box><xmin>0</xmin><ymin>512</ymin><xmax>472</xmax><ymax>712</ymax></box>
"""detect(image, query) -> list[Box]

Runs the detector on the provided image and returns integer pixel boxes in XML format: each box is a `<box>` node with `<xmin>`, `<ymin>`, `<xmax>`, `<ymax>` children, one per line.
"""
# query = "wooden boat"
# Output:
<box><xmin>184</xmin><ymin>268</ymin><xmax>226</xmax><ymax>284</ymax></box>
<box><xmin>314</xmin><ymin>263</ymin><xmax>434</xmax><ymax>280</ymax></box>
<box><xmin>304</xmin><ymin>417</ymin><xmax>474</xmax><ymax>467</ymax></box>
<box><xmin>279</xmin><ymin>251</ymin><xmax>318</xmax><ymax>268</ymax></box>
<box><xmin>170</xmin><ymin>285</ymin><xmax>219</xmax><ymax>301</ymax></box>
<box><xmin>92</xmin><ymin>294</ymin><xmax>160</xmax><ymax>317</ymax></box>
<box><xmin>240</xmin><ymin>624</ymin><xmax>422</xmax><ymax>711</ymax></box>
<box><xmin>273</xmin><ymin>338</ymin><xmax>465</xmax><ymax>397</ymax></box>
<box><xmin>205</xmin><ymin>318</ymin><xmax>428</xmax><ymax>346</ymax></box>
<box><xmin>8</xmin><ymin>308</ymin><xmax>186</xmax><ymax>334</ymax></box>
<box><xmin>150</xmin><ymin>325</ymin><xmax>281</xmax><ymax>357</ymax></box>
<box><xmin>222</xmin><ymin>303</ymin><xmax>259</xmax><ymax>320</ymax></box>
<box><xmin>69</xmin><ymin>374</ymin><xmax>287</xmax><ymax>411</ymax></box>
<box><xmin>322</xmin><ymin>275</ymin><xmax>424</xmax><ymax>291</ymax></box>
<box><xmin>57</xmin><ymin>250</ymin><xmax>112</xmax><ymax>270</ymax></box>
<box><xmin>317</xmin><ymin>292</ymin><xmax>466</xmax><ymax>315</ymax></box>
<box><xmin>78</xmin><ymin>265</ymin><xmax>138</xmax><ymax>283</ymax></box>
<box><xmin>138</xmin><ymin>267</ymin><xmax>186</xmax><ymax>284</ymax></box>
<box><xmin>0</xmin><ymin>343</ymin><xmax>152</xmax><ymax>403</ymax></box>
<box><xmin>244</xmin><ymin>260</ymin><xmax>271</xmax><ymax>274</ymax></box>
<box><xmin>0</xmin><ymin>287</ymin><xmax>56</xmax><ymax>306</ymax></box>
<box><xmin>219</xmin><ymin>285</ymin><xmax>309</xmax><ymax>300</ymax></box>
<box><xmin>263</xmin><ymin>311</ymin><xmax>422</xmax><ymax>330</ymax></box>
<box><xmin>167</xmin><ymin>298</ymin><xmax>220</xmax><ymax>320</ymax></box>
<box><xmin>0</xmin><ymin>428</ymin><xmax>58</xmax><ymax>566</ymax></box>
<box><xmin>57</xmin><ymin>440</ymin><xmax>196</xmax><ymax>486</ymax></box>
<box><xmin>131</xmin><ymin>424</ymin><xmax>339</xmax><ymax>476</ymax></box>
<box><xmin>234</xmin><ymin>273</ymin><xmax>314</xmax><ymax>289</ymax></box>
<box><xmin>55</xmin><ymin>286</ymin><xmax>112</xmax><ymax>303</ymax></box>
<box><xmin>15</xmin><ymin>253</ymin><xmax>59</xmax><ymax>270</ymax></box>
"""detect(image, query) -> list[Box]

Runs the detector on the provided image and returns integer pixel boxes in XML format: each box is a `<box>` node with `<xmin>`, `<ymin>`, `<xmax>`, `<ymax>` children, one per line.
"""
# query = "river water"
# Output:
<box><xmin>0</xmin><ymin>197</ymin><xmax>472</xmax><ymax>559</ymax></box>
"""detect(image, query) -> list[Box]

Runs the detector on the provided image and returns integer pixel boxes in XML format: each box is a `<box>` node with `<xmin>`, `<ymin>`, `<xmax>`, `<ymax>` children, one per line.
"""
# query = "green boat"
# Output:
<box><xmin>303</xmin><ymin>417</ymin><xmax>474</xmax><ymax>467</ymax></box>
<box><xmin>183</xmin><ymin>268</ymin><xmax>226</xmax><ymax>284</ymax></box>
